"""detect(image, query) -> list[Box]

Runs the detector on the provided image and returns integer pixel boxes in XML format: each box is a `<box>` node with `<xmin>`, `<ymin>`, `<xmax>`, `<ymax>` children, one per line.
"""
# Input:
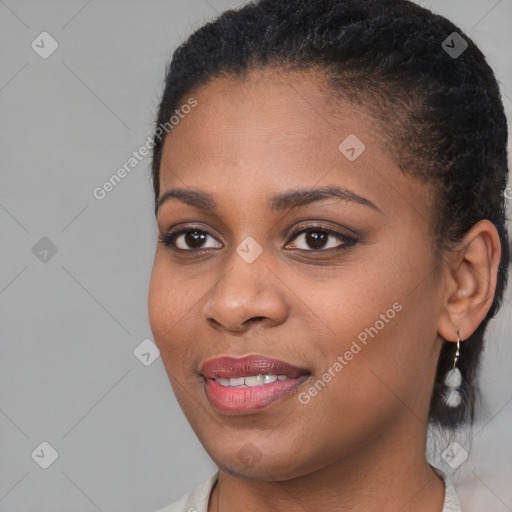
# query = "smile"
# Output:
<box><xmin>215</xmin><ymin>374</ymin><xmax>292</xmax><ymax>387</ymax></box>
<box><xmin>200</xmin><ymin>354</ymin><xmax>311</xmax><ymax>415</ymax></box>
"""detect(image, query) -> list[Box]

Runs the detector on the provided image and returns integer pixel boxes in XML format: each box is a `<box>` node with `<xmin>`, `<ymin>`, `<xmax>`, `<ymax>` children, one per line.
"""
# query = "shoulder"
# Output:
<box><xmin>151</xmin><ymin>471</ymin><xmax>219</xmax><ymax>512</ymax></box>
<box><xmin>432</xmin><ymin>466</ymin><xmax>462</xmax><ymax>512</ymax></box>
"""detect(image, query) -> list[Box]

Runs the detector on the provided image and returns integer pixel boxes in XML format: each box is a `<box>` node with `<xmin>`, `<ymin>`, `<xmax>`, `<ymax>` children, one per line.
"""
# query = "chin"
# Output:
<box><xmin>204</xmin><ymin>440</ymin><xmax>321</xmax><ymax>481</ymax></box>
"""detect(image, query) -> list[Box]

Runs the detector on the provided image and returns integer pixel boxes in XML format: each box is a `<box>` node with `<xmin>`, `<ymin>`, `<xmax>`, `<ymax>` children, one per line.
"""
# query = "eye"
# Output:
<box><xmin>158</xmin><ymin>224</ymin><xmax>357</xmax><ymax>253</ymax></box>
<box><xmin>158</xmin><ymin>226</ymin><xmax>222</xmax><ymax>251</ymax></box>
<box><xmin>285</xmin><ymin>226</ymin><xmax>357</xmax><ymax>251</ymax></box>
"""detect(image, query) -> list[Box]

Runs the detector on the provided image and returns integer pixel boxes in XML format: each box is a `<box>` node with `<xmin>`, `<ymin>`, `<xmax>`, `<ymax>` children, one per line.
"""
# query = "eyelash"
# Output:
<box><xmin>158</xmin><ymin>224</ymin><xmax>358</xmax><ymax>253</ymax></box>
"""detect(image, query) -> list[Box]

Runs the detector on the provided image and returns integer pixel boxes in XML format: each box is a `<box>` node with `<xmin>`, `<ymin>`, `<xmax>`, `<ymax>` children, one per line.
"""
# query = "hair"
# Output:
<box><xmin>150</xmin><ymin>0</ymin><xmax>509</xmax><ymax>429</ymax></box>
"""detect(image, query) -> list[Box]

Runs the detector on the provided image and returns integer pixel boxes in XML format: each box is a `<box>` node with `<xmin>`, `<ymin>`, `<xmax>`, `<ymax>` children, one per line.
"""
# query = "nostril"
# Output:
<box><xmin>242</xmin><ymin>316</ymin><xmax>266</xmax><ymax>327</ymax></box>
<box><xmin>207</xmin><ymin>318</ymin><xmax>222</xmax><ymax>329</ymax></box>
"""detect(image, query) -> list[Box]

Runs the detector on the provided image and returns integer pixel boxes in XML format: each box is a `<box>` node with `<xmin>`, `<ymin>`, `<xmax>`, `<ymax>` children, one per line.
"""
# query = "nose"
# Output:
<box><xmin>202</xmin><ymin>250</ymin><xmax>288</xmax><ymax>334</ymax></box>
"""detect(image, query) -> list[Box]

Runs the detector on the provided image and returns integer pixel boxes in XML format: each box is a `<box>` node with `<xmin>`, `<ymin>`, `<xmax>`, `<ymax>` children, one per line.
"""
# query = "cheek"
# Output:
<box><xmin>148</xmin><ymin>253</ymin><xmax>195</xmax><ymax>337</ymax></box>
<box><xmin>148</xmin><ymin>254</ymin><xmax>212</xmax><ymax>378</ymax></box>
<box><xmin>148</xmin><ymin>255</ymin><xmax>187</xmax><ymax>363</ymax></box>
<box><xmin>303</xmin><ymin>243</ymin><xmax>440</xmax><ymax>412</ymax></box>
<box><xmin>147</xmin><ymin>259</ymin><xmax>171</xmax><ymax>344</ymax></box>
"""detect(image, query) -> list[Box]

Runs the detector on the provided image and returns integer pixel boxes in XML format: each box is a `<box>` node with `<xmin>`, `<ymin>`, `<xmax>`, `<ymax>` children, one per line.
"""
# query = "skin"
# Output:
<box><xmin>148</xmin><ymin>67</ymin><xmax>501</xmax><ymax>512</ymax></box>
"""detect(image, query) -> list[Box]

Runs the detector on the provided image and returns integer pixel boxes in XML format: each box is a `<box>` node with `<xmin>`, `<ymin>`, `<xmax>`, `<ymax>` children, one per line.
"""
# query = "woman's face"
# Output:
<box><xmin>148</xmin><ymin>68</ymin><xmax>446</xmax><ymax>479</ymax></box>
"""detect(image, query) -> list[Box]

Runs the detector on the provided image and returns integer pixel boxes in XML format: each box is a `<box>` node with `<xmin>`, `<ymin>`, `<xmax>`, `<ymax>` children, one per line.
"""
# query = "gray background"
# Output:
<box><xmin>0</xmin><ymin>1</ymin><xmax>511</xmax><ymax>511</ymax></box>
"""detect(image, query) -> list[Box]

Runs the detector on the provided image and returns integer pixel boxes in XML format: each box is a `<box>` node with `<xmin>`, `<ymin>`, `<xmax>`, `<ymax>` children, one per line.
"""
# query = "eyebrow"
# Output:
<box><xmin>156</xmin><ymin>185</ymin><xmax>381</xmax><ymax>216</ymax></box>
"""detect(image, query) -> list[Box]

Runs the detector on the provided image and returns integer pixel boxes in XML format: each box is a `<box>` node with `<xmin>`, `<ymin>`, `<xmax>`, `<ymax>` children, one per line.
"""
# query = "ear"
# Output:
<box><xmin>438</xmin><ymin>220</ymin><xmax>502</xmax><ymax>342</ymax></box>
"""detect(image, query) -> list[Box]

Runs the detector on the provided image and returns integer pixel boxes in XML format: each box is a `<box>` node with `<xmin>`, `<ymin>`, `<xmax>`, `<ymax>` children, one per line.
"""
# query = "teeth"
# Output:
<box><xmin>245</xmin><ymin>375</ymin><xmax>264</xmax><ymax>386</ymax></box>
<box><xmin>215</xmin><ymin>374</ymin><xmax>291</xmax><ymax>387</ymax></box>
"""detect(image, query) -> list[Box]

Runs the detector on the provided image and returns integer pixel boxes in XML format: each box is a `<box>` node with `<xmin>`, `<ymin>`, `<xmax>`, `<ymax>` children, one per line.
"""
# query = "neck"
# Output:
<box><xmin>208</xmin><ymin>419</ymin><xmax>445</xmax><ymax>512</ymax></box>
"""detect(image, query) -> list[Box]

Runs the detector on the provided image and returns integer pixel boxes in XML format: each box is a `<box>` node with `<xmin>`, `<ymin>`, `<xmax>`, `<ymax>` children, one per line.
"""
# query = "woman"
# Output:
<box><xmin>147</xmin><ymin>0</ymin><xmax>509</xmax><ymax>510</ymax></box>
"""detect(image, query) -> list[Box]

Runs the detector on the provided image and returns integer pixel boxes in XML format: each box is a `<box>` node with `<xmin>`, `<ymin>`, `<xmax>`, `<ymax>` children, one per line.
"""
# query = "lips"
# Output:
<box><xmin>200</xmin><ymin>354</ymin><xmax>311</xmax><ymax>415</ymax></box>
<box><xmin>200</xmin><ymin>354</ymin><xmax>310</xmax><ymax>379</ymax></box>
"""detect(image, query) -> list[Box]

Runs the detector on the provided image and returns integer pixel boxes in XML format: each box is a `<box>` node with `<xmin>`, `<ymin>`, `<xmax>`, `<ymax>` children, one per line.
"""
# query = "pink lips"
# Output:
<box><xmin>200</xmin><ymin>354</ymin><xmax>311</xmax><ymax>415</ymax></box>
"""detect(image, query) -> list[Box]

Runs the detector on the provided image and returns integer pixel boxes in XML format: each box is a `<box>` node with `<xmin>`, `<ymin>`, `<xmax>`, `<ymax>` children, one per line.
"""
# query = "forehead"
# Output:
<box><xmin>160</xmin><ymin>68</ymin><xmax>390</xmax><ymax>180</ymax></box>
<box><xmin>157</xmin><ymin>67</ymin><xmax>433</xmax><ymax>228</ymax></box>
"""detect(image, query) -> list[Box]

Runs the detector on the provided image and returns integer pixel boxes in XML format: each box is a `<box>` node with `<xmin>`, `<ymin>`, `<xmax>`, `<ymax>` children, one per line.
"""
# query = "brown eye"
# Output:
<box><xmin>159</xmin><ymin>227</ymin><xmax>222</xmax><ymax>251</ymax></box>
<box><xmin>304</xmin><ymin>230</ymin><xmax>329</xmax><ymax>250</ymax></box>
<box><xmin>286</xmin><ymin>227</ymin><xmax>357</xmax><ymax>251</ymax></box>
<box><xmin>179</xmin><ymin>230</ymin><xmax>208</xmax><ymax>249</ymax></box>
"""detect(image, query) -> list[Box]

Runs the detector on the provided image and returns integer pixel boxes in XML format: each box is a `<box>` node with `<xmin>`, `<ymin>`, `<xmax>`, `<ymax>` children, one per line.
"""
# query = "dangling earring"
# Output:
<box><xmin>443</xmin><ymin>330</ymin><xmax>463</xmax><ymax>407</ymax></box>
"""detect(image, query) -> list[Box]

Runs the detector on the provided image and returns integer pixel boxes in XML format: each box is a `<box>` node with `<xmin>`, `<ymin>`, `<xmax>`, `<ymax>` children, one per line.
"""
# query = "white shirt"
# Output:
<box><xmin>154</xmin><ymin>466</ymin><xmax>461</xmax><ymax>512</ymax></box>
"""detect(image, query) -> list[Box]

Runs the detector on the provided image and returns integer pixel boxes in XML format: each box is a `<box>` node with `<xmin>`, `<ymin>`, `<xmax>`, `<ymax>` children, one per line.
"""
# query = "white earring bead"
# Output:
<box><xmin>442</xmin><ymin>331</ymin><xmax>463</xmax><ymax>408</ymax></box>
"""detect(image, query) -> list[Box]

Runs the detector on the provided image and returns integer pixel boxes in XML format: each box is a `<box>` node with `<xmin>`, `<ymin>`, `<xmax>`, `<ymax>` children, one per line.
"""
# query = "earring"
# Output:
<box><xmin>443</xmin><ymin>330</ymin><xmax>463</xmax><ymax>407</ymax></box>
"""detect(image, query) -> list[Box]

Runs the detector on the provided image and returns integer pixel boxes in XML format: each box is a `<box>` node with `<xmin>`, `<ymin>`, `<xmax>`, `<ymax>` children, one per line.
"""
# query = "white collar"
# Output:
<box><xmin>155</xmin><ymin>467</ymin><xmax>461</xmax><ymax>511</ymax></box>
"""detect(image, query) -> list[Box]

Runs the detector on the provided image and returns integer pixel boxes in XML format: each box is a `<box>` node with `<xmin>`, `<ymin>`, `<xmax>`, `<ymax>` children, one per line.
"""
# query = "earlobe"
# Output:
<box><xmin>437</xmin><ymin>219</ymin><xmax>501</xmax><ymax>342</ymax></box>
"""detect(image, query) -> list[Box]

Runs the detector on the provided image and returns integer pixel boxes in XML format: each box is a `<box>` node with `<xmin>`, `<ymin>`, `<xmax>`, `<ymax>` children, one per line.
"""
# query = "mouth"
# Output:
<box><xmin>200</xmin><ymin>354</ymin><xmax>311</xmax><ymax>415</ymax></box>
